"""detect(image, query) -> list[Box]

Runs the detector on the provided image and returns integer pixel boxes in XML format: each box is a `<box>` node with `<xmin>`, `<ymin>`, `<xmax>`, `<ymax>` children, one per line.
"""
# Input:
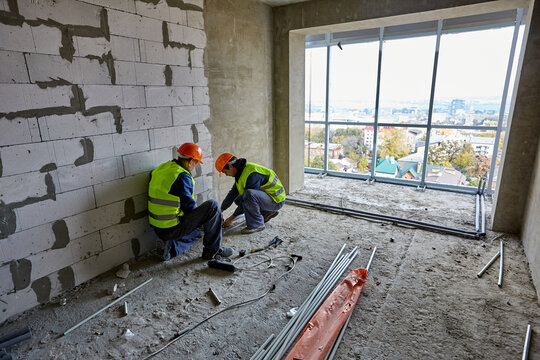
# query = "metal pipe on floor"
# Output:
<box><xmin>477</xmin><ymin>252</ymin><xmax>500</xmax><ymax>278</ymax></box>
<box><xmin>481</xmin><ymin>176</ymin><xmax>487</xmax><ymax>195</ymax></box>
<box><xmin>0</xmin><ymin>327</ymin><xmax>32</xmax><ymax>349</ymax></box>
<box><xmin>522</xmin><ymin>324</ymin><xmax>532</xmax><ymax>360</ymax></box>
<box><xmin>287</xmin><ymin>198</ymin><xmax>483</xmax><ymax>239</ymax></box>
<box><xmin>63</xmin><ymin>278</ymin><xmax>153</xmax><ymax>336</ymax></box>
<box><xmin>498</xmin><ymin>240</ymin><xmax>504</xmax><ymax>287</ymax></box>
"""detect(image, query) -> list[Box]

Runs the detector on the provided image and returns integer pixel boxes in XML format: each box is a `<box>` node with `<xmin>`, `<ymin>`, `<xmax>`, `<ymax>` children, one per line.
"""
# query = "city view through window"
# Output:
<box><xmin>305</xmin><ymin>15</ymin><xmax>524</xmax><ymax>192</ymax></box>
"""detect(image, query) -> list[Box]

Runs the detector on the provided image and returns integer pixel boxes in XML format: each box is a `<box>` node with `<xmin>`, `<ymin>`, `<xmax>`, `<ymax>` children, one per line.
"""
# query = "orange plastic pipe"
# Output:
<box><xmin>285</xmin><ymin>268</ymin><xmax>368</xmax><ymax>360</ymax></box>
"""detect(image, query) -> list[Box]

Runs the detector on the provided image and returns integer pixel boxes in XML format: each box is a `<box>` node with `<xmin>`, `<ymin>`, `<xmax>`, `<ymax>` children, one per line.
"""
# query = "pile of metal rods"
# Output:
<box><xmin>475</xmin><ymin>176</ymin><xmax>487</xmax><ymax>234</ymax></box>
<box><xmin>250</xmin><ymin>244</ymin><xmax>359</xmax><ymax>360</ymax></box>
<box><xmin>286</xmin><ymin>197</ymin><xmax>484</xmax><ymax>239</ymax></box>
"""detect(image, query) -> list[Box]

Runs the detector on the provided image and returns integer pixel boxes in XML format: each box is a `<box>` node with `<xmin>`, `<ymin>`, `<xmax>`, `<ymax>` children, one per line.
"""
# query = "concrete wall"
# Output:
<box><xmin>0</xmin><ymin>0</ymin><xmax>213</xmax><ymax>322</ymax></box>
<box><xmin>204</xmin><ymin>0</ymin><xmax>273</xmax><ymax>202</ymax></box>
<box><xmin>522</xmin><ymin>141</ymin><xmax>540</xmax><ymax>301</ymax></box>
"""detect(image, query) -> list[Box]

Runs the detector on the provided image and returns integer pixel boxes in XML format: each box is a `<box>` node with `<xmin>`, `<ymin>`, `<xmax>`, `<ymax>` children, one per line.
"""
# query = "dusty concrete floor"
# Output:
<box><xmin>2</xmin><ymin>174</ymin><xmax>539</xmax><ymax>359</ymax></box>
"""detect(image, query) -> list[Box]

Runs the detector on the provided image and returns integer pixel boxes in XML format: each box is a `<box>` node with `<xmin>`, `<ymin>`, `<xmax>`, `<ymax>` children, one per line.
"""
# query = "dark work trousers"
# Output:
<box><xmin>240</xmin><ymin>189</ymin><xmax>284</xmax><ymax>229</ymax></box>
<box><xmin>153</xmin><ymin>199</ymin><xmax>223</xmax><ymax>260</ymax></box>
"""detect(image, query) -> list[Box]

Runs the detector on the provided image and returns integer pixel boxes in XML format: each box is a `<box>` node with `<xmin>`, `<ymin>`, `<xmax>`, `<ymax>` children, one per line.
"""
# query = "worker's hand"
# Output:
<box><xmin>223</xmin><ymin>215</ymin><xmax>236</xmax><ymax>228</ymax></box>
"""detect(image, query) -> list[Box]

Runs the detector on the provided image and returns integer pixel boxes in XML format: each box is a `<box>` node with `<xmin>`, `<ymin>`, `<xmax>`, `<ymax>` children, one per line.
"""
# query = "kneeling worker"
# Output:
<box><xmin>215</xmin><ymin>153</ymin><xmax>286</xmax><ymax>234</ymax></box>
<box><xmin>148</xmin><ymin>143</ymin><xmax>233</xmax><ymax>260</ymax></box>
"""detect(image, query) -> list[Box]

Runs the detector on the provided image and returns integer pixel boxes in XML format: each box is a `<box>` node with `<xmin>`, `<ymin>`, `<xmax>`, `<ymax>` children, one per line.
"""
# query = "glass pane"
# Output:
<box><xmin>328</xmin><ymin>125</ymin><xmax>373</xmax><ymax>175</ymax></box>
<box><xmin>491</xmin><ymin>130</ymin><xmax>505</xmax><ymax>191</ymax></box>
<box><xmin>504</xmin><ymin>24</ymin><xmax>525</xmax><ymax>128</ymax></box>
<box><xmin>433</xmin><ymin>26</ymin><xmax>515</xmax><ymax>126</ymax></box>
<box><xmin>379</xmin><ymin>35</ymin><xmax>436</xmax><ymax>125</ymax></box>
<box><xmin>305</xmin><ymin>47</ymin><xmax>328</xmax><ymax>122</ymax></box>
<box><xmin>375</xmin><ymin>126</ymin><xmax>426</xmax><ymax>181</ymax></box>
<box><xmin>305</xmin><ymin>124</ymin><xmax>326</xmax><ymax>170</ymax></box>
<box><xmin>328</xmin><ymin>41</ymin><xmax>379</xmax><ymax>123</ymax></box>
<box><xmin>426</xmin><ymin>128</ymin><xmax>496</xmax><ymax>187</ymax></box>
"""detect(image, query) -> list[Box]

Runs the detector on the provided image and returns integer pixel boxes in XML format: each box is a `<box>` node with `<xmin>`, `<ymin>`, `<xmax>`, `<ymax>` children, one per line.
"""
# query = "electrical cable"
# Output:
<box><xmin>142</xmin><ymin>255</ymin><xmax>299</xmax><ymax>359</ymax></box>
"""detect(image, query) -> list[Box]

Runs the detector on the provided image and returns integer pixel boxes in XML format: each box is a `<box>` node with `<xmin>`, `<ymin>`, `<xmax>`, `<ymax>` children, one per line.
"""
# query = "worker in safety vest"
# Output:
<box><xmin>148</xmin><ymin>143</ymin><xmax>233</xmax><ymax>261</ymax></box>
<box><xmin>215</xmin><ymin>153</ymin><xmax>286</xmax><ymax>234</ymax></box>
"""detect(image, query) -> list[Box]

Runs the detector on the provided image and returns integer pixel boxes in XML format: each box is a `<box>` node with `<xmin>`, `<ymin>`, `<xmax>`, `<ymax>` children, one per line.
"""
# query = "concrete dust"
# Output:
<box><xmin>3</xmin><ymin>174</ymin><xmax>539</xmax><ymax>359</ymax></box>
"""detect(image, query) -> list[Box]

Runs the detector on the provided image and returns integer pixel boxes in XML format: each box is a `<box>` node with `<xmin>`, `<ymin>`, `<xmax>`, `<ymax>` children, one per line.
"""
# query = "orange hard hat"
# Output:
<box><xmin>177</xmin><ymin>143</ymin><xmax>203</xmax><ymax>164</ymax></box>
<box><xmin>215</xmin><ymin>153</ymin><xmax>234</xmax><ymax>174</ymax></box>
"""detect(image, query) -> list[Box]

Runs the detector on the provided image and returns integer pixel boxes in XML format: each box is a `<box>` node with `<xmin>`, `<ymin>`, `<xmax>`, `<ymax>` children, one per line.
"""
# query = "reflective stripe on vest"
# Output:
<box><xmin>148</xmin><ymin>161</ymin><xmax>194</xmax><ymax>228</ymax></box>
<box><xmin>236</xmin><ymin>162</ymin><xmax>286</xmax><ymax>203</ymax></box>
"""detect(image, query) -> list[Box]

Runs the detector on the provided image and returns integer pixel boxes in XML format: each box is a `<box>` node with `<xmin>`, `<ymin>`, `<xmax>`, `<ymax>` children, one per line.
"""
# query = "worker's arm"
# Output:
<box><xmin>170</xmin><ymin>172</ymin><xmax>197</xmax><ymax>214</ymax></box>
<box><xmin>221</xmin><ymin>185</ymin><xmax>239</xmax><ymax>211</ymax></box>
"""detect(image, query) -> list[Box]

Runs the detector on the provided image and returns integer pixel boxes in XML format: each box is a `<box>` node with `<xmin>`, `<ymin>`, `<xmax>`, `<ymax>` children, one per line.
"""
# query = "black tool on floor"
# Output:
<box><xmin>208</xmin><ymin>259</ymin><xmax>235</xmax><ymax>272</ymax></box>
<box><xmin>240</xmin><ymin>236</ymin><xmax>283</xmax><ymax>257</ymax></box>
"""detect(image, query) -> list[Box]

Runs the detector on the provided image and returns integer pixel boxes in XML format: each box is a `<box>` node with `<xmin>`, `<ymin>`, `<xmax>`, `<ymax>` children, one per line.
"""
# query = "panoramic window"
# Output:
<box><xmin>304</xmin><ymin>9</ymin><xmax>524</xmax><ymax>193</ymax></box>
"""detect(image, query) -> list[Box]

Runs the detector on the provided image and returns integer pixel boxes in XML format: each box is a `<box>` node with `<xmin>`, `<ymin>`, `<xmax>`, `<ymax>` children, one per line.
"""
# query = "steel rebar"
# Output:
<box><xmin>477</xmin><ymin>251</ymin><xmax>500</xmax><ymax>278</ymax></box>
<box><xmin>287</xmin><ymin>198</ymin><xmax>483</xmax><ymax>239</ymax></box>
<box><xmin>475</xmin><ymin>194</ymin><xmax>480</xmax><ymax>232</ymax></box>
<box><xmin>522</xmin><ymin>324</ymin><xmax>532</xmax><ymax>360</ymax></box>
<box><xmin>63</xmin><ymin>278</ymin><xmax>152</xmax><ymax>336</ymax></box>
<box><xmin>498</xmin><ymin>240</ymin><xmax>504</xmax><ymax>287</ymax></box>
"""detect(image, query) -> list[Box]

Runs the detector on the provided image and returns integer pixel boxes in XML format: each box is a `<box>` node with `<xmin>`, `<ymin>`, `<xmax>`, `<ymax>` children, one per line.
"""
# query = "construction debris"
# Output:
<box><xmin>116</xmin><ymin>264</ymin><xmax>131</xmax><ymax>279</ymax></box>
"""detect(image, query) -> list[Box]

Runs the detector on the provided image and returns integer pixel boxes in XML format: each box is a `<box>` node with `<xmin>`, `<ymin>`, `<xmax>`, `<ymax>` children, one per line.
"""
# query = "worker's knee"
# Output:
<box><xmin>244</xmin><ymin>189</ymin><xmax>257</xmax><ymax>200</ymax></box>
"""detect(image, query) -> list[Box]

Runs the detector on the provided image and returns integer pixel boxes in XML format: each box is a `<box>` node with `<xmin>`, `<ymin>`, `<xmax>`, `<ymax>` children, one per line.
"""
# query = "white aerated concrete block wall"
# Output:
<box><xmin>0</xmin><ymin>0</ymin><xmax>213</xmax><ymax>322</ymax></box>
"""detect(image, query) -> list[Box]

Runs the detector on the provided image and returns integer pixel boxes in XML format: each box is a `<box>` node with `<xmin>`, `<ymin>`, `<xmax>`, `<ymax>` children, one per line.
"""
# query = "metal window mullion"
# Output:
<box><xmin>370</xmin><ymin>27</ymin><xmax>384</xmax><ymax>178</ymax></box>
<box><xmin>487</xmin><ymin>8</ymin><xmax>523</xmax><ymax>194</ymax></box>
<box><xmin>420</xmin><ymin>19</ymin><xmax>443</xmax><ymax>186</ymax></box>
<box><xmin>323</xmin><ymin>39</ymin><xmax>331</xmax><ymax>173</ymax></box>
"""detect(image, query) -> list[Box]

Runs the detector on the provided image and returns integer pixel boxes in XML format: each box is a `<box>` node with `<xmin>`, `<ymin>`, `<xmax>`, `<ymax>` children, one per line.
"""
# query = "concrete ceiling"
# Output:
<box><xmin>260</xmin><ymin>0</ymin><xmax>311</xmax><ymax>6</ymax></box>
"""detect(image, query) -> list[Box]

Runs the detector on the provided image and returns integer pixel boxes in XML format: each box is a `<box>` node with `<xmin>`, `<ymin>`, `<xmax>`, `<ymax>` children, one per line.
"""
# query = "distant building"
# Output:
<box><xmin>375</xmin><ymin>155</ymin><xmax>400</xmax><ymax>178</ymax></box>
<box><xmin>364</xmin><ymin>126</ymin><xmax>374</xmax><ymax>149</ymax></box>
<box><xmin>450</xmin><ymin>99</ymin><xmax>466</xmax><ymax>115</ymax></box>
<box><xmin>425</xmin><ymin>165</ymin><xmax>466</xmax><ymax>185</ymax></box>
<box><xmin>469</xmin><ymin>136</ymin><xmax>495</xmax><ymax>156</ymax></box>
<box><xmin>304</xmin><ymin>141</ymin><xmax>344</xmax><ymax>159</ymax></box>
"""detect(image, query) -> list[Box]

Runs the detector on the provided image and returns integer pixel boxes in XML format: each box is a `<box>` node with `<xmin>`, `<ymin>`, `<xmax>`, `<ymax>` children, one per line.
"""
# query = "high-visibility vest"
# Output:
<box><xmin>148</xmin><ymin>161</ymin><xmax>194</xmax><ymax>228</ymax></box>
<box><xmin>236</xmin><ymin>162</ymin><xmax>286</xmax><ymax>203</ymax></box>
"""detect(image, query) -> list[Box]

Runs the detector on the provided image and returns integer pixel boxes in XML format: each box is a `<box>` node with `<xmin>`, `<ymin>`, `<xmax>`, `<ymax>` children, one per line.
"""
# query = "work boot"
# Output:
<box><xmin>263</xmin><ymin>211</ymin><xmax>279</xmax><ymax>223</ymax></box>
<box><xmin>202</xmin><ymin>246</ymin><xmax>234</xmax><ymax>260</ymax></box>
<box><xmin>241</xmin><ymin>224</ymin><xmax>266</xmax><ymax>234</ymax></box>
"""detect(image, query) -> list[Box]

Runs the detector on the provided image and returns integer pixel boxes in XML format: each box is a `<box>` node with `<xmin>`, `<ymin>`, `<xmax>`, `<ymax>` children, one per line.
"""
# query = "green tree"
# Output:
<box><xmin>467</xmin><ymin>155</ymin><xmax>491</xmax><ymax>178</ymax></box>
<box><xmin>357</xmin><ymin>158</ymin><xmax>369</xmax><ymax>172</ymax></box>
<box><xmin>428</xmin><ymin>141</ymin><xmax>475</xmax><ymax>170</ymax></box>
<box><xmin>305</xmin><ymin>155</ymin><xmax>337</xmax><ymax>170</ymax></box>
<box><xmin>378</xmin><ymin>128</ymin><xmax>410</xmax><ymax>159</ymax></box>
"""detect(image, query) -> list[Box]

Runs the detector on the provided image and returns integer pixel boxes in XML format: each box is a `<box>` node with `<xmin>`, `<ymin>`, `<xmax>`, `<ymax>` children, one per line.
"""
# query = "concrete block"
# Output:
<box><xmin>30</xmin><ymin>25</ymin><xmax>63</xmax><ymax>56</ymax></box>
<box><xmin>0</xmin><ymin>265</ymin><xmax>12</xmax><ymax>294</ymax></box>
<box><xmin>0</xmin><ymin>223</ymin><xmax>55</xmax><ymax>261</ymax></box>
<box><xmin>135</xmin><ymin>0</ymin><xmax>171</xmax><ymax>22</ymax></box>
<box><xmin>112</xmin><ymin>129</ymin><xmax>150</xmax><ymax>156</ymax></box>
<box><xmin>0</xmin><ymin>23</ymin><xmax>35</xmax><ymax>53</ymax></box>
<box><xmin>72</xmin><ymin>241</ymin><xmax>133</xmax><ymax>286</ymax></box>
<box><xmin>57</xmin><ymin>157</ymin><xmax>124</xmax><ymax>192</ymax></box>
<box><xmin>191</xmin><ymin>48</ymin><xmax>204</xmax><ymax>68</ymax></box>
<box><xmin>0</xmin><ymin>0</ymin><xmax>7</xmax><ymax>11</ymax></box>
<box><xmin>122</xmin><ymin>147</ymin><xmax>170</xmax><ymax>176</ymax></box>
<box><xmin>135</xmin><ymin>63</ymin><xmax>166</xmax><ymax>86</ymax></box>
<box><xmin>197</xmin><ymin>139</ymin><xmax>211</xmax><ymax>155</ymax></box>
<box><xmin>74</xmin><ymin>36</ymin><xmax>111</xmax><ymax>58</ymax></box>
<box><xmin>26</xmin><ymin>53</ymin><xmax>76</xmax><ymax>84</ymax></box>
<box><xmin>167</xmin><ymin>23</ymin><xmax>185</xmax><ymax>43</ymax></box>
<box><xmin>70</xmin><ymin>232</ymin><xmax>103</xmax><ymax>263</ymax></box>
<box><xmin>115</xmin><ymin>61</ymin><xmax>137</xmax><ymax>85</ymax></box>
<box><xmin>184</xmin><ymin>0</ymin><xmax>203</xmax><ymax>8</ymax></box>
<box><xmin>0</xmin><ymin>118</ymin><xmax>37</xmax><ymax>147</ymax></box>
<box><xmin>0</xmin><ymin>171</ymin><xmax>51</xmax><ymax>204</ymax></box>
<box><xmin>200</xmin><ymin>158</ymin><xmax>214</xmax><ymax>175</ymax></box>
<box><xmin>110</xmin><ymin>35</ymin><xmax>140</xmax><ymax>62</ymax></box>
<box><xmin>197</xmin><ymin>105</ymin><xmax>210</xmax><ymax>122</ymax></box>
<box><xmin>39</xmin><ymin>112</ymin><xmax>115</xmax><ymax>141</ymax></box>
<box><xmin>100</xmin><ymin>217</ymin><xmax>150</xmax><ymax>250</ymax></box>
<box><xmin>171</xmin><ymin>66</ymin><xmax>207</xmax><ymax>86</ymax></box>
<box><xmin>94</xmin><ymin>172</ymin><xmax>148</xmax><ymax>207</ymax></box>
<box><xmin>169</xmin><ymin>8</ymin><xmax>188</xmax><ymax>26</ymax></box>
<box><xmin>19</xmin><ymin>0</ymin><xmax>102</xmax><ymax>27</ymax></box>
<box><xmin>137</xmin><ymin>230</ymin><xmax>156</xmax><ymax>255</ymax></box>
<box><xmin>187</xmin><ymin>10</ymin><xmax>204</xmax><ymax>29</ymax></box>
<box><xmin>172</xmin><ymin>106</ymin><xmax>198</xmax><ymax>126</ymax></box>
<box><xmin>0</xmin><ymin>51</ymin><xmax>29</xmax><ymax>83</ymax></box>
<box><xmin>0</xmin><ymin>288</ymin><xmax>37</xmax><ymax>324</ymax></box>
<box><xmin>73</xmin><ymin>57</ymin><xmax>113</xmax><ymax>85</ymax></box>
<box><xmin>145</xmin><ymin>86</ymin><xmax>192</xmax><ymax>107</ymax></box>
<box><xmin>78</xmin><ymin>0</ymin><xmax>136</xmax><ymax>13</ymax></box>
<box><xmin>15</xmin><ymin>187</ymin><xmax>96</xmax><ymax>231</ymax></box>
<box><xmin>0</xmin><ymin>84</ymin><xmax>73</xmax><ymax>114</ymax></box>
<box><xmin>193</xmin><ymin>86</ymin><xmax>209</xmax><ymax>105</ymax></box>
<box><xmin>82</xmin><ymin>85</ymin><xmax>123</xmax><ymax>108</ymax></box>
<box><xmin>193</xmin><ymin>123</ymin><xmax>211</xmax><ymax>142</ymax></box>
<box><xmin>29</xmin><ymin>118</ymin><xmax>41</xmax><ymax>142</ymax></box>
<box><xmin>121</xmin><ymin>107</ymin><xmax>172</xmax><ymax>132</ymax></box>
<box><xmin>139</xmin><ymin>40</ymin><xmax>188</xmax><ymax>66</ymax></box>
<box><xmin>108</xmin><ymin>9</ymin><xmax>163</xmax><ymax>42</ymax></box>
<box><xmin>183</xmin><ymin>26</ymin><xmax>206</xmax><ymax>48</ymax></box>
<box><xmin>0</xmin><ymin>142</ymin><xmax>56</xmax><ymax>177</ymax></box>
<box><xmin>148</xmin><ymin>125</ymin><xmax>192</xmax><ymax>149</ymax></box>
<box><xmin>64</xmin><ymin>200</ymin><xmax>124</xmax><ymax>240</ymax></box>
<box><xmin>122</xmin><ymin>86</ymin><xmax>146</xmax><ymax>108</ymax></box>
